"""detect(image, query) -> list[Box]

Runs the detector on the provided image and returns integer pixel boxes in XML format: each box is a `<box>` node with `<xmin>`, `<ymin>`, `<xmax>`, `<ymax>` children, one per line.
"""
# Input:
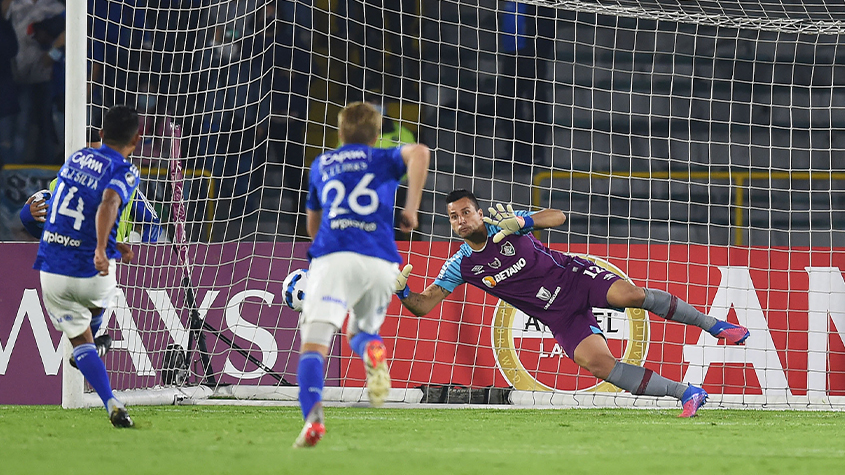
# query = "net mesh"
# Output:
<box><xmin>73</xmin><ymin>0</ymin><xmax>845</xmax><ymax>408</ymax></box>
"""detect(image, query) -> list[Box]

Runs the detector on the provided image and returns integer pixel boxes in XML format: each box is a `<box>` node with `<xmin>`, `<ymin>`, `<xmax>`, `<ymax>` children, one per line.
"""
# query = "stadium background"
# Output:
<box><xmin>1</xmin><ymin>0</ymin><xmax>844</xmax><ymax>409</ymax></box>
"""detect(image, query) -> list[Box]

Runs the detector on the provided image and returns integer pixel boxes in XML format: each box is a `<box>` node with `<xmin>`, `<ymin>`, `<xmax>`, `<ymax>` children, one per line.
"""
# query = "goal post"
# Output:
<box><xmin>64</xmin><ymin>0</ymin><xmax>845</xmax><ymax>410</ymax></box>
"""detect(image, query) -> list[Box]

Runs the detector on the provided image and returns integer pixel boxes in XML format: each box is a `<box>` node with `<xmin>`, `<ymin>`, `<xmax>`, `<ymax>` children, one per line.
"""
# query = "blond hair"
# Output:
<box><xmin>338</xmin><ymin>102</ymin><xmax>381</xmax><ymax>145</ymax></box>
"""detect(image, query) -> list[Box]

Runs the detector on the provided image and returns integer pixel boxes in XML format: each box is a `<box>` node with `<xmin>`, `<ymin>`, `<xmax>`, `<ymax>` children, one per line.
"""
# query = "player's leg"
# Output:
<box><xmin>293</xmin><ymin>253</ymin><xmax>359</xmax><ymax>447</ymax></box>
<box><xmin>347</xmin><ymin>316</ymin><xmax>391</xmax><ymax>408</ymax></box>
<box><xmin>67</xmin><ymin>327</ymin><xmax>131</xmax><ymax>427</ymax></box>
<box><xmin>571</xmin><ymin>333</ymin><xmax>708</xmax><ymax>417</ymax></box>
<box><xmin>346</xmin><ymin>256</ymin><xmax>398</xmax><ymax>408</ymax></box>
<box><xmin>41</xmin><ymin>269</ymin><xmax>133</xmax><ymax>427</ymax></box>
<box><xmin>605</xmin><ymin>279</ymin><xmax>749</xmax><ymax>345</ymax></box>
<box><xmin>293</xmin><ymin>325</ymin><xmax>334</xmax><ymax>448</ymax></box>
<box><xmin>88</xmin><ymin>307</ymin><xmax>113</xmax><ymax>357</ymax></box>
<box><xmin>68</xmin><ymin>307</ymin><xmax>112</xmax><ymax>369</ymax></box>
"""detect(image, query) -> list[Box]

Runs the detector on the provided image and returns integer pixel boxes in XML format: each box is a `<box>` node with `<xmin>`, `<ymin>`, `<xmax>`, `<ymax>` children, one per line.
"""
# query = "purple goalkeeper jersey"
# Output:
<box><xmin>434</xmin><ymin>217</ymin><xmax>620</xmax><ymax>332</ymax></box>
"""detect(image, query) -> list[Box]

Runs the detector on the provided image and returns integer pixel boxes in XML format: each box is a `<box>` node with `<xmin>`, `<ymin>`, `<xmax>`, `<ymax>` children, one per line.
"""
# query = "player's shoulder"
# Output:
<box><xmin>444</xmin><ymin>244</ymin><xmax>473</xmax><ymax>266</ymax></box>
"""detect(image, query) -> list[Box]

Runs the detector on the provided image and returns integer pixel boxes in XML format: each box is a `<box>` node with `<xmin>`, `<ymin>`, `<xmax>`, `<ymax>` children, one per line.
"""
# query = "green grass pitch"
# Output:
<box><xmin>1</xmin><ymin>405</ymin><xmax>842</xmax><ymax>474</ymax></box>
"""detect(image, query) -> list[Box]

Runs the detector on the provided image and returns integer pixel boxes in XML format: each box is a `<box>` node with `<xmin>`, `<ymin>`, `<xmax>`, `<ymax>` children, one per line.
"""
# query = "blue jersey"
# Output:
<box><xmin>306</xmin><ymin>144</ymin><xmax>406</xmax><ymax>263</ymax></box>
<box><xmin>34</xmin><ymin>145</ymin><xmax>140</xmax><ymax>277</ymax></box>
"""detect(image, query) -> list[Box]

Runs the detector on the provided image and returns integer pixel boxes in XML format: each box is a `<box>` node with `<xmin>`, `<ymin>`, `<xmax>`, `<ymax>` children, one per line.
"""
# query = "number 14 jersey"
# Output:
<box><xmin>34</xmin><ymin>145</ymin><xmax>140</xmax><ymax>277</ymax></box>
<box><xmin>306</xmin><ymin>144</ymin><xmax>406</xmax><ymax>263</ymax></box>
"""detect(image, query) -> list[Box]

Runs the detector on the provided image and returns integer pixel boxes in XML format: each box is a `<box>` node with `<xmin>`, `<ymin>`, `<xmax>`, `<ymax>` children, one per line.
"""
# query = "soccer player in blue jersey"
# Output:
<box><xmin>395</xmin><ymin>189</ymin><xmax>750</xmax><ymax>418</ymax></box>
<box><xmin>20</xmin><ymin>127</ymin><xmax>163</xmax><ymax>244</ymax></box>
<box><xmin>34</xmin><ymin>105</ymin><xmax>142</xmax><ymax>428</ymax></box>
<box><xmin>292</xmin><ymin>102</ymin><xmax>430</xmax><ymax>447</ymax></box>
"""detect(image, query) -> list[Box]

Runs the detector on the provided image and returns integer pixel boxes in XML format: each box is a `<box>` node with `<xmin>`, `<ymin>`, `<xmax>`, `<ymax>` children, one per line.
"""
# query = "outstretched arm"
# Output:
<box><xmin>395</xmin><ymin>263</ymin><xmax>451</xmax><ymax>317</ymax></box>
<box><xmin>528</xmin><ymin>208</ymin><xmax>567</xmax><ymax>230</ymax></box>
<box><xmin>483</xmin><ymin>204</ymin><xmax>567</xmax><ymax>243</ymax></box>
<box><xmin>400</xmin><ymin>283</ymin><xmax>451</xmax><ymax>317</ymax></box>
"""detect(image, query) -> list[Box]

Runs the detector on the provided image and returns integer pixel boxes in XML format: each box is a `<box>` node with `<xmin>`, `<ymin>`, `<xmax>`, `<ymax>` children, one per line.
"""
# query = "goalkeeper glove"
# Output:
<box><xmin>395</xmin><ymin>264</ymin><xmax>413</xmax><ymax>299</ymax></box>
<box><xmin>482</xmin><ymin>203</ymin><xmax>535</xmax><ymax>243</ymax></box>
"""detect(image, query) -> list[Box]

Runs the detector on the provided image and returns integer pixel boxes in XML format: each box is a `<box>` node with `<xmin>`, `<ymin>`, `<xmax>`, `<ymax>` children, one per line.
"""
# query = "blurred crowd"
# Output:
<box><xmin>1</xmin><ymin>0</ymin><xmax>552</xmax><ymax>237</ymax></box>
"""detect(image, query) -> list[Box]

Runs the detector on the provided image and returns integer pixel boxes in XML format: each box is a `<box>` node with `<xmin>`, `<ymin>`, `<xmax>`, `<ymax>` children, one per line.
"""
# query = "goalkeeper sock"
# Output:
<box><xmin>72</xmin><ymin>343</ymin><xmax>115</xmax><ymax>409</ymax></box>
<box><xmin>349</xmin><ymin>332</ymin><xmax>383</xmax><ymax>358</ymax></box>
<box><xmin>606</xmin><ymin>361</ymin><xmax>687</xmax><ymax>399</ymax></box>
<box><xmin>90</xmin><ymin>309</ymin><xmax>104</xmax><ymax>335</ymax></box>
<box><xmin>297</xmin><ymin>352</ymin><xmax>325</xmax><ymax>420</ymax></box>
<box><xmin>642</xmin><ymin>288</ymin><xmax>717</xmax><ymax>331</ymax></box>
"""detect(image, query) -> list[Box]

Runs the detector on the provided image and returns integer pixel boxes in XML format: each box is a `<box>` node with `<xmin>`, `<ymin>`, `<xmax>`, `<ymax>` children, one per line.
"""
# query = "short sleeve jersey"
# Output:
<box><xmin>433</xmin><ymin>212</ymin><xmax>593</xmax><ymax>319</ymax></box>
<box><xmin>306</xmin><ymin>143</ymin><xmax>407</xmax><ymax>263</ymax></box>
<box><xmin>34</xmin><ymin>145</ymin><xmax>140</xmax><ymax>277</ymax></box>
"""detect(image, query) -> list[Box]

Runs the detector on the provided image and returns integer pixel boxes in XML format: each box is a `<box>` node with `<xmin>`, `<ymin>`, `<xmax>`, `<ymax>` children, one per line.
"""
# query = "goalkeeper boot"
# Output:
<box><xmin>293</xmin><ymin>421</ymin><xmax>326</xmax><ymax>448</ymax></box>
<box><xmin>69</xmin><ymin>334</ymin><xmax>113</xmax><ymax>369</ymax></box>
<box><xmin>108</xmin><ymin>401</ymin><xmax>135</xmax><ymax>428</ymax></box>
<box><xmin>678</xmin><ymin>384</ymin><xmax>708</xmax><ymax>418</ymax></box>
<box><xmin>363</xmin><ymin>340</ymin><xmax>391</xmax><ymax>407</ymax></box>
<box><xmin>708</xmin><ymin>321</ymin><xmax>750</xmax><ymax>345</ymax></box>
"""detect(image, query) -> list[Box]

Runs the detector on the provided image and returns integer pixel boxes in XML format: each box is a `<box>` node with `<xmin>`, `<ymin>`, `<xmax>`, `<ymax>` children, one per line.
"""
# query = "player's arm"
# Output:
<box><xmin>401</xmin><ymin>283</ymin><xmax>450</xmax><ymax>317</ymax></box>
<box><xmin>483</xmin><ymin>203</ymin><xmax>566</xmax><ymax>243</ymax></box>
<box><xmin>306</xmin><ymin>208</ymin><xmax>321</xmax><ymax>240</ymax></box>
<box><xmin>94</xmin><ymin>188</ymin><xmax>124</xmax><ymax>275</ymax></box>
<box><xmin>19</xmin><ymin>191</ymin><xmax>50</xmax><ymax>238</ymax></box>
<box><xmin>394</xmin><ymin>264</ymin><xmax>451</xmax><ymax>317</ymax></box>
<box><xmin>398</xmin><ymin>143</ymin><xmax>430</xmax><ymax>232</ymax></box>
<box><xmin>528</xmin><ymin>208</ymin><xmax>566</xmax><ymax>230</ymax></box>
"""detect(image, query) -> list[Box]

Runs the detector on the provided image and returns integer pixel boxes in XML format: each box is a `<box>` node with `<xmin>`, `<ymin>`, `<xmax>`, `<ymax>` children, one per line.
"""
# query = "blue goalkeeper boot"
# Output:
<box><xmin>709</xmin><ymin>321</ymin><xmax>750</xmax><ymax>345</ymax></box>
<box><xmin>678</xmin><ymin>384</ymin><xmax>708</xmax><ymax>418</ymax></box>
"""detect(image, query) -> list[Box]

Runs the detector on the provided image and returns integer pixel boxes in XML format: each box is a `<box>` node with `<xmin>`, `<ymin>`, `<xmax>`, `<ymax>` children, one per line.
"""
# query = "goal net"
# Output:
<box><xmin>65</xmin><ymin>0</ymin><xmax>845</xmax><ymax>410</ymax></box>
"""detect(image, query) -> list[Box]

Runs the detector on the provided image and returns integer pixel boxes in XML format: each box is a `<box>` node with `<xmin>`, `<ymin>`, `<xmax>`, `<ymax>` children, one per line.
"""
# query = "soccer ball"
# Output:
<box><xmin>282</xmin><ymin>268</ymin><xmax>308</xmax><ymax>312</ymax></box>
<box><xmin>31</xmin><ymin>189</ymin><xmax>51</xmax><ymax>203</ymax></box>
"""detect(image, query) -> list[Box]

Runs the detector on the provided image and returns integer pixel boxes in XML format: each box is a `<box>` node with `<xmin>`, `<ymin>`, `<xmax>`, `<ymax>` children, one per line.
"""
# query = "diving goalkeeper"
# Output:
<box><xmin>395</xmin><ymin>189</ymin><xmax>750</xmax><ymax>417</ymax></box>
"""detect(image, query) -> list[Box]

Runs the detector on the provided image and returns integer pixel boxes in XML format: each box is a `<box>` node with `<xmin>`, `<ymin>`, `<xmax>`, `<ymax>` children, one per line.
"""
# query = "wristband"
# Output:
<box><xmin>396</xmin><ymin>285</ymin><xmax>411</xmax><ymax>300</ymax></box>
<box><xmin>522</xmin><ymin>215</ymin><xmax>534</xmax><ymax>230</ymax></box>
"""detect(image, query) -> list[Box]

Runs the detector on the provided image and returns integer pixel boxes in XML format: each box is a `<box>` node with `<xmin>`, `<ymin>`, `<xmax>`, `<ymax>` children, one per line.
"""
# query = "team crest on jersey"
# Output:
<box><xmin>125</xmin><ymin>171</ymin><xmax>136</xmax><ymax>187</ymax></box>
<box><xmin>471</xmin><ymin>265</ymin><xmax>485</xmax><ymax>275</ymax></box>
<box><xmin>535</xmin><ymin>287</ymin><xmax>552</xmax><ymax>301</ymax></box>
<box><xmin>500</xmin><ymin>242</ymin><xmax>515</xmax><ymax>256</ymax></box>
<box><xmin>482</xmin><ymin>276</ymin><xmax>497</xmax><ymax>288</ymax></box>
<box><xmin>487</xmin><ymin>258</ymin><xmax>501</xmax><ymax>269</ymax></box>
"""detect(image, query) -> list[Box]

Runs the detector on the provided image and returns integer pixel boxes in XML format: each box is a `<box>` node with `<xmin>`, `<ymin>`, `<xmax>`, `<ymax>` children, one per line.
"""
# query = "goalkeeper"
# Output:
<box><xmin>395</xmin><ymin>189</ymin><xmax>750</xmax><ymax>418</ymax></box>
<box><xmin>292</xmin><ymin>102</ymin><xmax>430</xmax><ymax>448</ymax></box>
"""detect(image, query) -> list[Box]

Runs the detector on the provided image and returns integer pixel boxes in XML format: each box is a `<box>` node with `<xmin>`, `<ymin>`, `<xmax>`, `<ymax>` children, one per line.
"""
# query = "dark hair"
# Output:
<box><xmin>445</xmin><ymin>189</ymin><xmax>480</xmax><ymax>209</ymax></box>
<box><xmin>101</xmin><ymin>105</ymin><xmax>139</xmax><ymax>147</ymax></box>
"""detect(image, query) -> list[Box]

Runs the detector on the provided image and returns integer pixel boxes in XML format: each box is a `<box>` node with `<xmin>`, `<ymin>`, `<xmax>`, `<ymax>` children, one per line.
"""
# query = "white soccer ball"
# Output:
<box><xmin>282</xmin><ymin>268</ymin><xmax>308</xmax><ymax>312</ymax></box>
<box><xmin>31</xmin><ymin>189</ymin><xmax>51</xmax><ymax>203</ymax></box>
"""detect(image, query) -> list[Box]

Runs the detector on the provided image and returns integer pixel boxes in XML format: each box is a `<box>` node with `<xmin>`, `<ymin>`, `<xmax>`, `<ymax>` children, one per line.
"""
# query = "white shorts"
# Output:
<box><xmin>40</xmin><ymin>260</ymin><xmax>117</xmax><ymax>339</ymax></box>
<box><xmin>302</xmin><ymin>252</ymin><xmax>399</xmax><ymax>336</ymax></box>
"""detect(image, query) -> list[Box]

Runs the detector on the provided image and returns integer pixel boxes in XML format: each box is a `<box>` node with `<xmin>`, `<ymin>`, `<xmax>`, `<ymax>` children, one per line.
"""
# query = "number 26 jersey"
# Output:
<box><xmin>306</xmin><ymin>144</ymin><xmax>406</xmax><ymax>263</ymax></box>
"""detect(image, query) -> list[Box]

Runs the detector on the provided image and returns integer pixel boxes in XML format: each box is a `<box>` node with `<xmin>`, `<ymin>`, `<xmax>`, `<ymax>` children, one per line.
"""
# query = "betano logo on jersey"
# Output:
<box><xmin>491</xmin><ymin>254</ymin><xmax>649</xmax><ymax>392</ymax></box>
<box><xmin>482</xmin><ymin>257</ymin><xmax>527</xmax><ymax>288</ymax></box>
